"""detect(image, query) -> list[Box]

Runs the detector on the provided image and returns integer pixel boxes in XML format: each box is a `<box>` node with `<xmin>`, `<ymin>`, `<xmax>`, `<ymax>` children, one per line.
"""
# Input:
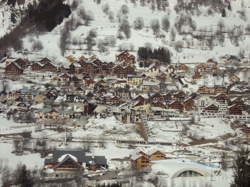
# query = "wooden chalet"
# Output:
<box><xmin>5</xmin><ymin>61</ymin><xmax>23</xmax><ymax>75</ymax></box>
<box><xmin>69</xmin><ymin>62</ymin><xmax>82</xmax><ymax>74</ymax></box>
<box><xmin>214</xmin><ymin>93</ymin><xmax>228</xmax><ymax>104</ymax></box>
<box><xmin>44</xmin><ymin>149</ymin><xmax>84</xmax><ymax>178</ymax></box>
<box><xmin>149</xmin><ymin>150</ymin><xmax>166</xmax><ymax>160</ymax></box>
<box><xmin>44</xmin><ymin>149</ymin><xmax>108</xmax><ymax>177</ymax></box>
<box><xmin>82</xmin><ymin>63</ymin><xmax>96</xmax><ymax>74</ymax></box>
<box><xmin>150</xmin><ymin>93</ymin><xmax>165</xmax><ymax>103</ymax></box>
<box><xmin>229</xmin><ymin>104</ymin><xmax>243</xmax><ymax>115</ymax></box>
<box><xmin>14</xmin><ymin>58</ymin><xmax>28</xmax><ymax>69</ymax></box>
<box><xmin>151</xmin><ymin>101</ymin><xmax>166</xmax><ymax>109</ymax></box>
<box><xmin>131</xmin><ymin>154</ymin><xmax>151</xmax><ymax>170</ymax></box>
<box><xmin>116</xmin><ymin>51</ymin><xmax>135</xmax><ymax>65</ymax></box>
<box><xmin>182</xmin><ymin>98</ymin><xmax>195</xmax><ymax>111</ymax></box>
<box><xmin>177</xmin><ymin>64</ymin><xmax>189</xmax><ymax>71</ymax></box>
<box><xmin>31</xmin><ymin>62</ymin><xmax>43</xmax><ymax>71</ymax></box>
<box><xmin>198</xmin><ymin>86</ymin><xmax>214</xmax><ymax>94</ymax></box>
<box><xmin>168</xmin><ymin>101</ymin><xmax>183</xmax><ymax>111</ymax></box>
<box><xmin>42</xmin><ymin>61</ymin><xmax>57</xmax><ymax>72</ymax></box>
<box><xmin>192</xmin><ymin>71</ymin><xmax>202</xmax><ymax>80</ymax></box>
<box><xmin>203</xmin><ymin>104</ymin><xmax>219</xmax><ymax>113</ymax></box>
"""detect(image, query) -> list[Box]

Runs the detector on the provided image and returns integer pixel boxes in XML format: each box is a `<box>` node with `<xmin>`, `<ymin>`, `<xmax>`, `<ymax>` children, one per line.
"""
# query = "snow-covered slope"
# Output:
<box><xmin>1</xmin><ymin>0</ymin><xmax>250</xmax><ymax>63</ymax></box>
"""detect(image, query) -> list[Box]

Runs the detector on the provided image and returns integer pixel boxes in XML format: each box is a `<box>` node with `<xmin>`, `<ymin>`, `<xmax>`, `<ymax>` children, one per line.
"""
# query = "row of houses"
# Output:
<box><xmin>43</xmin><ymin>147</ymin><xmax>167</xmax><ymax>179</ymax></box>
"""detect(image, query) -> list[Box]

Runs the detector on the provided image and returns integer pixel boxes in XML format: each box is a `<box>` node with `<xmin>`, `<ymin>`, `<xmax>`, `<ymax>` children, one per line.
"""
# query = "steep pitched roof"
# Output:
<box><xmin>52</xmin><ymin>148</ymin><xmax>86</xmax><ymax>163</ymax></box>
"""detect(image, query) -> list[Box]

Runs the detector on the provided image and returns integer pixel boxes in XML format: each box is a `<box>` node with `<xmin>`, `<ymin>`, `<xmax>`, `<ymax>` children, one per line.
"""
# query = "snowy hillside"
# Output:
<box><xmin>1</xmin><ymin>0</ymin><xmax>250</xmax><ymax>63</ymax></box>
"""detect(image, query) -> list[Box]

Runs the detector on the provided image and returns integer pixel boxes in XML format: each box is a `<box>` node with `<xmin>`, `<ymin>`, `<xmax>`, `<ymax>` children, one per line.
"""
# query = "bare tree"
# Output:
<box><xmin>161</xmin><ymin>15</ymin><xmax>170</xmax><ymax>32</ymax></box>
<box><xmin>119</xmin><ymin>19</ymin><xmax>131</xmax><ymax>39</ymax></box>
<box><xmin>104</xmin><ymin>35</ymin><xmax>116</xmax><ymax>47</ymax></box>
<box><xmin>150</xmin><ymin>18</ymin><xmax>160</xmax><ymax>35</ymax></box>
<box><xmin>85</xmin><ymin>29</ymin><xmax>97</xmax><ymax>50</ymax></box>
<box><xmin>78</xmin><ymin>6</ymin><xmax>94</xmax><ymax>26</ymax></box>
<box><xmin>102</xmin><ymin>3</ymin><xmax>110</xmax><ymax>15</ymax></box>
<box><xmin>108</xmin><ymin>11</ymin><xmax>115</xmax><ymax>22</ymax></box>
<box><xmin>170</xmin><ymin>27</ymin><xmax>176</xmax><ymax>41</ymax></box>
<box><xmin>133</xmin><ymin>17</ymin><xmax>144</xmax><ymax>30</ymax></box>
<box><xmin>71</xmin><ymin>0</ymin><xmax>79</xmax><ymax>10</ymax></box>
<box><xmin>32</xmin><ymin>40</ymin><xmax>43</xmax><ymax>51</ymax></box>
<box><xmin>174</xmin><ymin>40</ymin><xmax>184</xmax><ymax>52</ymax></box>
<box><xmin>120</xmin><ymin>4</ymin><xmax>129</xmax><ymax>15</ymax></box>
<box><xmin>59</xmin><ymin>22</ymin><xmax>71</xmax><ymax>56</ymax></box>
<box><xmin>118</xmin><ymin>43</ymin><xmax>134</xmax><ymax>51</ymax></box>
<box><xmin>97</xmin><ymin>39</ymin><xmax>108</xmax><ymax>53</ymax></box>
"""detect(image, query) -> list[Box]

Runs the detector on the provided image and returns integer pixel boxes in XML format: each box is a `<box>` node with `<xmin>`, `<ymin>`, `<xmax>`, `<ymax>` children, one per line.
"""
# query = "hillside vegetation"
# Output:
<box><xmin>0</xmin><ymin>0</ymin><xmax>250</xmax><ymax>62</ymax></box>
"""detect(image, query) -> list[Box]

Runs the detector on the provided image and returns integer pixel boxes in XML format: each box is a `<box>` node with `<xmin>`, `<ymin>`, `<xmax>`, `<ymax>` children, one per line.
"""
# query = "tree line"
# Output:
<box><xmin>138</xmin><ymin>47</ymin><xmax>171</xmax><ymax>64</ymax></box>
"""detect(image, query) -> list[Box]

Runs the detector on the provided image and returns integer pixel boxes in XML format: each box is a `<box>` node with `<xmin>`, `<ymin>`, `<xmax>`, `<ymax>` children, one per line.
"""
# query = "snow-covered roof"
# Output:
<box><xmin>57</xmin><ymin>154</ymin><xmax>78</xmax><ymax>163</ymax></box>
<box><xmin>151</xmin><ymin>107</ymin><xmax>168</xmax><ymax>112</ymax></box>
<box><xmin>94</xmin><ymin>105</ymin><xmax>107</xmax><ymax>113</ymax></box>
<box><xmin>143</xmin><ymin>81</ymin><xmax>159</xmax><ymax>86</ymax></box>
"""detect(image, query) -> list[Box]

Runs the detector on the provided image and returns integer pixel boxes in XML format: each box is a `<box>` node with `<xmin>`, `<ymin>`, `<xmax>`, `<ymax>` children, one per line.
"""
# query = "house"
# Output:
<box><xmin>193</xmin><ymin>71</ymin><xmax>202</xmax><ymax>80</ymax></box>
<box><xmin>214</xmin><ymin>93</ymin><xmax>228</xmax><ymax>104</ymax></box>
<box><xmin>131</xmin><ymin>154</ymin><xmax>151</xmax><ymax>170</ymax></box>
<box><xmin>14</xmin><ymin>58</ymin><xmax>28</xmax><ymax>69</ymax></box>
<box><xmin>214</xmin><ymin>86</ymin><xmax>227</xmax><ymax>94</ymax></box>
<box><xmin>66</xmin><ymin>94</ymin><xmax>85</xmax><ymax>103</ymax></box>
<box><xmin>148</xmin><ymin>64</ymin><xmax>161</xmax><ymax>74</ymax></box>
<box><xmin>168</xmin><ymin>101</ymin><xmax>183</xmax><ymax>111</ymax></box>
<box><xmin>32</xmin><ymin>58</ymin><xmax>57</xmax><ymax>72</ymax></box>
<box><xmin>5</xmin><ymin>62</ymin><xmax>23</xmax><ymax>75</ymax></box>
<box><xmin>69</xmin><ymin>62</ymin><xmax>82</xmax><ymax>74</ymax></box>
<box><xmin>104</xmin><ymin>96</ymin><xmax>121</xmax><ymax>105</ymax></box>
<box><xmin>82</xmin><ymin>63</ymin><xmax>96</xmax><ymax>74</ymax></box>
<box><xmin>34</xmin><ymin>94</ymin><xmax>46</xmax><ymax>104</ymax></box>
<box><xmin>229</xmin><ymin>97</ymin><xmax>244</xmax><ymax>107</ymax></box>
<box><xmin>127</xmin><ymin>74</ymin><xmax>144</xmax><ymax>85</ymax></box>
<box><xmin>113</xmin><ymin>65</ymin><xmax>136</xmax><ymax>78</ymax></box>
<box><xmin>182</xmin><ymin>98</ymin><xmax>195</xmax><ymax>111</ymax></box>
<box><xmin>42</xmin><ymin>61</ymin><xmax>57</xmax><ymax>72</ymax></box>
<box><xmin>177</xmin><ymin>64</ymin><xmax>189</xmax><ymax>71</ymax></box>
<box><xmin>195</xmin><ymin>63</ymin><xmax>207</xmax><ymax>72</ymax></box>
<box><xmin>31</xmin><ymin>62</ymin><xmax>43</xmax><ymax>71</ymax></box>
<box><xmin>198</xmin><ymin>86</ymin><xmax>214</xmax><ymax>94</ymax></box>
<box><xmin>229</xmin><ymin>104</ymin><xmax>243</xmax><ymax>115</ymax></box>
<box><xmin>203</xmin><ymin>104</ymin><xmax>219</xmax><ymax>114</ymax></box>
<box><xmin>84</xmin><ymin>156</ymin><xmax>108</xmax><ymax>171</ymax></box>
<box><xmin>44</xmin><ymin>149</ymin><xmax>108</xmax><ymax>177</ymax></box>
<box><xmin>44</xmin><ymin>149</ymin><xmax>84</xmax><ymax>178</ymax></box>
<box><xmin>84</xmin><ymin>79</ymin><xmax>95</xmax><ymax>89</ymax></box>
<box><xmin>35</xmin><ymin>108</ymin><xmax>60</xmax><ymax>119</ymax></box>
<box><xmin>148</xmin><ymin>150</ymin><xmax>166</xmax><ymax>160</ymax></box>
<box><xmin>44</xmin><ymin>149</ymin><xmax>83</xmax><ymax>178</ymax></box>
<box><xmin>229</xmin><ymin>75</ymin><xmax>240</xmax><ymax>83</ymax></box>
<box><xmin>151</xmin><ymin>101</ymin><xmax>166</xmax><ymax>109</ymax></box>
<box><xmin>116</xmin><ymin>51</ymin><xmax>135</xmax><ymax>65</ymax></box>
<box><xmin>150</xmin><ymin>93</ymin><xmax>165</xmax><ymax>103</ymax></box>
<box><xmin>142</xmin><ymin>81</ymin><xmax>159</xmax><ymax>92</ymax></box>
<box><xmin>115</xmin><ymin>87</ymin><xmax>130</xmax><ymax>99</ymax></box>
